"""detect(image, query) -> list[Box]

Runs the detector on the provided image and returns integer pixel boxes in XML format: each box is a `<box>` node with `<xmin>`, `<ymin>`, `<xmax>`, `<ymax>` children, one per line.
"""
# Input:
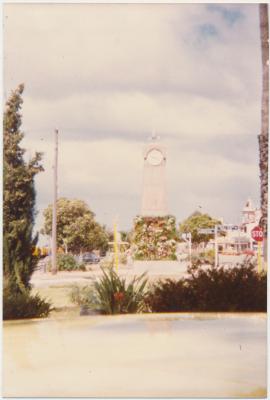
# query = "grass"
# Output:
<box><xmin>33</xmin><ymin>285</ymin><xmax>77</xmax><ymax>309</ymax></box>
<box><xmin>32</xmin><ymin>285</ymin><xmax>86</xmax><ymax>319</ymax></box>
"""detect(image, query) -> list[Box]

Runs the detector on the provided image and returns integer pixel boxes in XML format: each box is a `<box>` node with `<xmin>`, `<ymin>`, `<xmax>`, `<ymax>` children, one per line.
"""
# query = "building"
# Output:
<box><xmin>241</xmin><ymin>198</ymin><xmax>262</xmax><ymax>237</ymax></box>
<box><xmin>208</xmin><ymin>199</ymin><xmax>261</xmax><ymax>254</ymax></box>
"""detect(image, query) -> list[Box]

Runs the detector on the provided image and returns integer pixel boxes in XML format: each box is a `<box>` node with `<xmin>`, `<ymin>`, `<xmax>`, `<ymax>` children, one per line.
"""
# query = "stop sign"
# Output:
<box><xmin>251</xmin><ymin>226</ymin><xmax>264</xmax><ymax>242</ymax></box>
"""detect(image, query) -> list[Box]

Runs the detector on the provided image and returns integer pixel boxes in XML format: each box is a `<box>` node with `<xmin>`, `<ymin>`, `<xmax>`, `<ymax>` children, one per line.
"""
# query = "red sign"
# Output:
<box><xmin>251</xmin><ymin>226</ymin><xmax>264</xmax><ymax>242</ymax></box>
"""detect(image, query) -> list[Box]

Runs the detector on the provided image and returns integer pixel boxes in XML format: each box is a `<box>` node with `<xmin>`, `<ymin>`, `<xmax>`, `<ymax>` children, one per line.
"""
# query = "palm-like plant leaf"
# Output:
<box><xmin>92</xmin><ymin>268</ymin><xmax>148</xmax><ymax>314</ymax></box>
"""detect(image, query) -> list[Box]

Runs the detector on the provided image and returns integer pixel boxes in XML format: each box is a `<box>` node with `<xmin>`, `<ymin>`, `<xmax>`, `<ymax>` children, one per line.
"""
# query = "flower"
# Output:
<box><xmin>114</xmin><ymin>292</ymin><xmax>125</xmax><ymax>302</ymax></box>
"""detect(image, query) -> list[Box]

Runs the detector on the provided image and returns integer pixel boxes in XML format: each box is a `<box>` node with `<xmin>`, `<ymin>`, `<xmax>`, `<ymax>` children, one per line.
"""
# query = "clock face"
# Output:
<box><xmin>147</xmin><ymin>149</ymin><xmax>163</xmax><ymax>166</ymax></box>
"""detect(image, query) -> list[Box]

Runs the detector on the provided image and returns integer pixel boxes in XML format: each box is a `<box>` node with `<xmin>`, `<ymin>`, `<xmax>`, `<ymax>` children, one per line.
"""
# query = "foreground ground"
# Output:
<box><xmin>3</xmin><ymin>313</ymin><xmax>266</xmax><ymax>397</ymax></box>
<box><xmin>4</xmin><ymin>259</ymin><xmax>266</xmax><ymax>398</ymax></box>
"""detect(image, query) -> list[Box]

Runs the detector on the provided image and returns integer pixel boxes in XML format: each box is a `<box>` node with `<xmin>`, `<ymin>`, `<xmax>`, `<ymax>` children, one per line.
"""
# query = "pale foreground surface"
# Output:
<box><xmin>3</xmin><ymin>313</ymin><xmax>266</xmax><ymax>398</ymax></box>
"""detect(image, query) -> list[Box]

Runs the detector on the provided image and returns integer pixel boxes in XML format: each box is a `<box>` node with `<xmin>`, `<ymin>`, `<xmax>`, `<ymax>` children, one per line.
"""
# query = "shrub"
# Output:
<box><xmin>191</xmin><ymin>249</ymin><xmax>215</xmax><ymax>266</ymax></box>
<box><xmin>146</xmin><ymin>260</ymin><xmax>267</xmax><ymax>312</ymax></box>
<box><xmin>57</xmin><ymin>253</ymin><xmax>77</xmax><ymax>270</ymax></box>
<box><xmin>69</xmin><ymin>268</ymin><xmax>148</xmax><ymax>314</ymax></box>
<box><xmin>69</xmin><ymin>284</ymin><xmax>98</xmax><ymax>307</ymax></box>
<box><xmin>99</xmin><ymin>256</ymin><xmax>114</xmax><ymax>269</ymax></box>
<box><xmin>201</xmin><ymin>248</ymin><xmax>215</xmax><ymax>262</ymax></box>
<box><xmin>3</xmin><ymin>284</ymin><xmax>52</xmax><ymax>320</ymax></box>
<box><xmin>99</xmin><ymin>252</ymin><xmax>127</xmax><ymax>269</ymax></box>
<box><xmin>48</xmin><ymin>253</ymin><xmax>86</xmax><ymax>271</ymax></box>
<box><xmin>119</xmin><ymin>252</ymin><xmax>127</xmax><ymax>265</ymax></box>
<box><xmin>145</xmin><ymin>279</ymin><xmax>194</xmax><ymax>312</ymax></box>
<box><xmin>189</xmin><ymin>260</ymin><xmax>266</xmax><ymax>312</ymax></box>
<box><xmin>94</xmin><ymin>268</ymin><xmax>148</xmax><ymax>314</ymax></box>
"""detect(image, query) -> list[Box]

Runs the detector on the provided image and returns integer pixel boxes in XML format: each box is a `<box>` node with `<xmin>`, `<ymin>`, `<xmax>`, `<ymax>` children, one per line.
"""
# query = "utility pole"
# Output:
<box><xmin>51</xmin><ymin>129</ymin><xmax>58</xmax><ymax>274</ymax></box>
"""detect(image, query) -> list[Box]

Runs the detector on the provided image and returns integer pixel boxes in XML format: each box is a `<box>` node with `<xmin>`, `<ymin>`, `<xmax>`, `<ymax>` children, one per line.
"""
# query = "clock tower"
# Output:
<box><xmin>141</xmin><ymin>133</ymin><xmax>168</xmax><ymax>216</ymax></box>
<box><xmin>132</xmin><ymin>133</ymin><xmax>177</xmax><ymax>260</ymax></box>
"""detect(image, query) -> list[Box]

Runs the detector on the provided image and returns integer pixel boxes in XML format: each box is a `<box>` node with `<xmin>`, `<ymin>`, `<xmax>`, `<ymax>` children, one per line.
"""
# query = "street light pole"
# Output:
<box><xmin>51</xmin><ymin>129</ymin><xmax>58</xmax><ymax>274</ymax></box>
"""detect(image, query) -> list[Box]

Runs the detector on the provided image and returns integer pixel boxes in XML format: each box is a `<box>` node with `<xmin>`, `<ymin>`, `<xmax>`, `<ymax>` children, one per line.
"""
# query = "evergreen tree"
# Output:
<box><xmin>3</xmin><ymin>84</ymin><xmax>43</xmax><ymax>294</ymax></box>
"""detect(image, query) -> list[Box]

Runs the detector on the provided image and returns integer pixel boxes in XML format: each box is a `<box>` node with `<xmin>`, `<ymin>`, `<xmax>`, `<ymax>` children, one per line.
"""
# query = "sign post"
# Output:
<box><xmin>251</xmin><ymin>226</ymin><xmax>264</xmax><ymax>273</ymax></box>
<box><xmin>182</xmin><ymin>233</ymin><xmax>192</xmax><ymax>267</ymax></box>
<box><xmin>113</xmin><ymin>221</ymin><xmax>119</xmax><ymax>272</ymax></box>
<box><xmin>197</xmin><ymin>226</ymin><xmax>218</xmax><ymax>267</ymax></box>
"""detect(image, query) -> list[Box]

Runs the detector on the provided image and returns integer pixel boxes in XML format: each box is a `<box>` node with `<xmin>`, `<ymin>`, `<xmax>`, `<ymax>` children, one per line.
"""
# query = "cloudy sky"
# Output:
<box><xmin>4</xmin><ymin>3</ymin><xmax>263</xmax><ymax>243</ymax></box>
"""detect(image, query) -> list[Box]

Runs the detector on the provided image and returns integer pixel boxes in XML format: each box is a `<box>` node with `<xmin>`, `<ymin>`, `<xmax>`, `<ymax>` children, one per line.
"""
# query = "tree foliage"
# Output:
<box><xmin>3</xmin><ymin>84</ymin><xmax>43</xmax><ymax>294</ymax></box>
<box><xmin>3</xmin><ymin>283</ymin><xmax>52</xmax><ymax>320</ymax></box>
<box><xmin>179</xmin><ymin>211</ymin><xmax>221</xmax><ymax>246</ymax></box>
<box><xmin>42</xmin><ymin>197</ymin><xmax>109</xmax><ymax>254</ymax></box>
<box><xmin>258</xmin><ymin>4</ymin><xmax>268</xmax><ymax>260</ymax></box>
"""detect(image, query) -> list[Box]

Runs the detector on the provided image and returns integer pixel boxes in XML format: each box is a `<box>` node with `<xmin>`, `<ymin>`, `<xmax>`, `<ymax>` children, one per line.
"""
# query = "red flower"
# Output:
<box><xmin>114</xmin><ymin>292</ymin><xmax>125</xmax><ymax>302</ymax></box>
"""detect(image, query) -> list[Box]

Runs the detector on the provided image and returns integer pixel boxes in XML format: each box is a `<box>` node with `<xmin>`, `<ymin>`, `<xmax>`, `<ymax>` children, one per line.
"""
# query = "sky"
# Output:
<box><xmin>3</xmin><ymin>3</ymin><xmax>263</xmax><ymax>244</ymax></box>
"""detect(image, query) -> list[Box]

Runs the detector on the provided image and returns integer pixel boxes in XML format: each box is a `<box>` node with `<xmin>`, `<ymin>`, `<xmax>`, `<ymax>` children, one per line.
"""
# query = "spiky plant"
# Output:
<box><xmin>93</xmin><ymin>268</ymin><xmax>148</xmax><ymax>314</ymax></box>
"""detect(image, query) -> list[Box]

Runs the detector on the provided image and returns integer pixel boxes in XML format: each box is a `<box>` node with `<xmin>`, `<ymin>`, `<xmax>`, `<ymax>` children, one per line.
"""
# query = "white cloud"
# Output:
<box><xmin>20</xmin><ymin>90</ymin><xmax>260</xmax><ymax>143</ymax></box>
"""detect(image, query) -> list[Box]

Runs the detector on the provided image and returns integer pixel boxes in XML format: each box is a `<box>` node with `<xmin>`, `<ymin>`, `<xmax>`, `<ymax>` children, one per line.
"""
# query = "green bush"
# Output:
<box><xmin>100</xmin><ymin>252</ymin><xmax>127</xmax><ymax>269</ymax></box>
<box><xmin>146</xmin><ymin>260</ymin><xmax>267</xmax><ymax>312</ymax></box>
<box><xmin>69</xmin><ymin>268</ymin><xmax>148</xmax><ymax>314</ymax></box>
<box><xmin>48</xmin><ymin>253</ymin><xmax>86</xmax><ymax>271</ymax></box>
<box><xmin>119</xmin><ymin>252</ymin><xmax>127</xmax><ymax>265</ymax></box>
<box><xmin>69</xmin><ymin>284</ymin><xmax>98</xmax><ymax>307</ymax></box>
<box><xmin>201</xmin><ymin>248</ymin><xmax>215</xmax><ymax>261</ymax></box>
<box><xmin>3</xmin><ymin>286</ymin><xmax>52</xmax><ymax>320</ymax></box>
<box><xmin>191</xmin><ymin>249</ymin><xmax>215</xmax><ymax>266</ymax></box>
<box><xmin>145</xmin><ymin>279</ymin><xmax>194</xmax><ymax>312</ymax></box>
<box><xmin>99</xmin><ymin>256</ymin><xmax>114</xmax><ymax>269</ymax></box>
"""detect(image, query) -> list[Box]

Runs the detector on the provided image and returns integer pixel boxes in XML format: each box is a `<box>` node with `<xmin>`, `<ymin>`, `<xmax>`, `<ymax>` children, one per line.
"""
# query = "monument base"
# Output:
<box><xmin>132</xmin><ymin>215</ymin><xmax>178</xmax><ymax>261</ymax></box>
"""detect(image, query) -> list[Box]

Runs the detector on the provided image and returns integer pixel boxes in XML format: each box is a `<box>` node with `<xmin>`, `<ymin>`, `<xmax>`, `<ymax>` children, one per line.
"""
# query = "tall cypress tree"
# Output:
<box><xmin>3</xmin><ymin>84</ymin><xmax>43</xmax><ymax>294</ymax></box>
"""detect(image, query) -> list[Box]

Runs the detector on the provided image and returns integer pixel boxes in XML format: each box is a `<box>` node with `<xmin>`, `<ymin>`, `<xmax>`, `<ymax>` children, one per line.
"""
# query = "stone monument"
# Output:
<box><xmin>132</xmin><ymin>133</ymin><xmax>178</xmax><ymax>261</ymax></box>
